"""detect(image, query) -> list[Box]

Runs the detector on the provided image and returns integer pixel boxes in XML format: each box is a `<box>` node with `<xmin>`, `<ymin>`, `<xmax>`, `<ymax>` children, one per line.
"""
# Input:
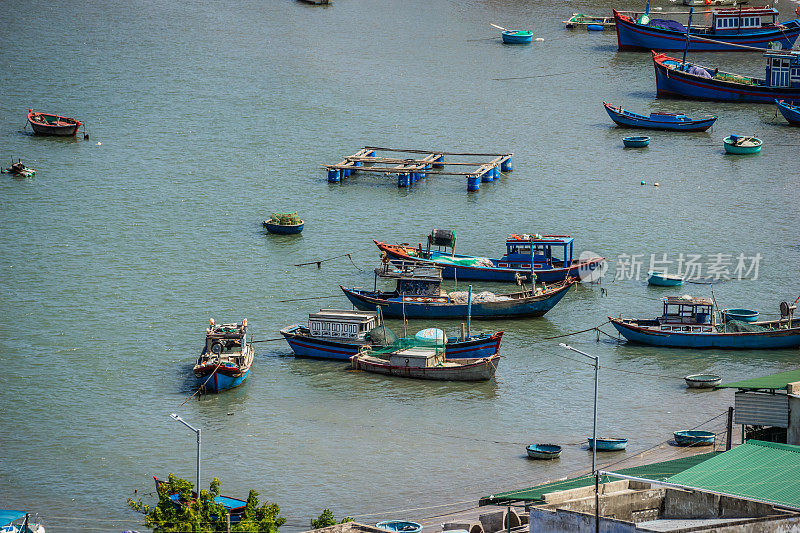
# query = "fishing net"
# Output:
<box><xmin>431</xmin><ymin>254</ymin><xmax>494</xmax><ymax>267</ymax></box>
<box><xmin>363</xmin><ymin>336</ymin><xmax>445</xmax><ymax>356</ymax></box>
<box><xmin>647</xmin><ymin>19</ymin><xmax>686</xmax><ymax>32</ymax></box>
<box><xmin>365</xmin><ymin>325</ymin><xmax>399</xmax><ymax>346</ymax></box>
<box><xmin>449</xmin><ymin>291</ymin><xmax>513</xmax><ymax>303</ymax></box>
<box><xmin>269</xmin><ymin>212</ymin><xmax>301</xmax><ymax>225</ymax></box>
<box><xmin>717</xmin><ymin>320</ymin><xmax>770</xmax><ymax>333</ymax></box>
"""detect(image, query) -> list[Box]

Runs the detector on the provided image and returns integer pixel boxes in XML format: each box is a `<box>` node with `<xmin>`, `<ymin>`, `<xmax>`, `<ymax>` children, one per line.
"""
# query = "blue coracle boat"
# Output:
<box><xmin>341</xmin><ymin>267</ymin><xmax>574</xmax><ymax>319</ymax></box>
<box><xmin>648</xmin><ymin>271</ymin><xmax>684</xmax><ymax>286</ymax></box>
<box><xmin>614</xmin><ymin>7</ymin><xmax>800</xmax><ymax>51</ymax></box>
<box><xmin>526</xmin><ymin>443</ymin><xmax>562</xmax><ymax>459</ymax></box>
<box><xmin>193</xmin><ymin>319</ymin><xmax>254</xmax><ymax>393</ymax></box>
<box><xmin>588</xmin><ymin>437</ymin><xmax>628</xmax><ymax>451</ymax></box>
<box><xmin>673</xmin><ymin>430</ymin><xmax>716</xmax><ymax>446</ymax></box>
<box><xmin>653</xmin><ymin>50</ymin><xmax>800</xmax><ymax>103</ymax></box>
<box><xmin>610</xmin><ymin>296</ymin><xmax>800</xmax><ymax>349</ymax></box>
<box><xmin>376</xmin><ymin>521</ymin><xmax>422</xmax><ymax>533</ymax></box>
<box><xmin>376</xmin><ymin>231</ymin><xmax>604</xmax><ymax>283</ymax></box>
<box><xmin>502</xmin><ymin>30</ymin><xmax>533</xmax><ymax>44</ymax></box>
<box><xmin>604</xmin><ymin>102</ymin><xmax>717</xmax><ymax>131</ymax></box>
<box><xmin>776</xmin><ymin>99</ymin><xmax>800</xmax><ymax>125</ymax></box>
<box><xmin>623</xmin><ymin>136</ymin><xmax>650</xmax><ymax>147</ymax></box>
<box><xmin>280</xmin><ymin>309</ymin><xmax>503</xmax><ymax>360</ymax></box>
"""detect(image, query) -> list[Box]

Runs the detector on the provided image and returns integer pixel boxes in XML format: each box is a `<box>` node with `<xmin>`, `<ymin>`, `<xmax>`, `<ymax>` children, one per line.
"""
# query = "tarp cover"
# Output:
<box><xmin>647</xmin><ymin>18</ymin><xmax>687</xmax><ymax>32</ymax></box>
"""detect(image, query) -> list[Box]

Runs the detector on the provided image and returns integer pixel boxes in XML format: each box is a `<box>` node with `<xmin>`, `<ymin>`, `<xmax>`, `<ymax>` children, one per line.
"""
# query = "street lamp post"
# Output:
<box><xmin>560</xmin><ymin>343</ymin><xmax>599</xmax><ymax>532</ymax></box>
<box><xmin>170</xmin><ymin>413</ymin><xmax>201</xmax><ymax>494</ymax></box>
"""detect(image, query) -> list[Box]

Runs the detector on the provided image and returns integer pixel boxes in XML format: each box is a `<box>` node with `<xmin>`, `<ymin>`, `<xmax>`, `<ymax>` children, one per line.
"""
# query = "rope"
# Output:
<box><xmin>179</xmin><ymin>364</ymin><xmax>219</xmax><ymax>407</ymax></box>
<box><xmin>250</xmin><ymin>337</ymin><xmax>285</xmax><ymax>343</ymax></box>
<box><xmin>542</xmin><ymin>321</ymin><xmax>610</xmax><ymax>340</ymax></box>
<box><xmin>295</xmin><ymin>252</ymin><xmax>364</xmax><ymax>271</ymax></box>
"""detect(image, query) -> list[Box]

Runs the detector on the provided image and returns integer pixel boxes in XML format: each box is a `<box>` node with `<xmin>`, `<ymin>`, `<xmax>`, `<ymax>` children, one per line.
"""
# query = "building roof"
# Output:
<box><xmin>480</xmin><ymin>452</ymin><xmax>718</xmax><ymax>505</ymax></box>
<box><xmin>666</xmin><ymin>440</ymin><xmax>800</xmax><ymax>510</ymax></box>
<box><xmin>717</xmin><ymin>368</ymin><xmax>800</xmax><ymax>391</ymax></box>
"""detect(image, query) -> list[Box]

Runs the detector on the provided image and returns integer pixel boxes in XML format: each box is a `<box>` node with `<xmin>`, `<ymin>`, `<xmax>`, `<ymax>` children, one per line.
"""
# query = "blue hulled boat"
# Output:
<box><xmin>193</xmin><ymin>319</ymin><xmax>254</xmax><ymax>393</ymax></box>
<box><xmin>653</xmin><ymin>50</ymin><xmax>800</xmax><ymax>103</ymax></box>
<box><xmin>648</xmin><ymin>271</ymin><xmax>684</xmax><ymax>286</ymax></box>
<box><xmin>614</xmin><ymin>7</ymin><xmax>800</xmax><ymax>51</ymax></box>
<box><xmin>610</xmin><ymin>296</ymin><xmax>800</xmax><ymax>349</ymax></box>
<box><xmin>501</xmin><ymin>30</ymin><xmax>533</xmax><ymax>44</ymax></box>
<box><xmin>280</xmin><ymin>309</ymin><xmax>503</xmax><ymax>360</ymax></box>
<box><xmin>340</xmin><ymin>266</ymin><xmax>574</xmax><ymax>320</ymax></box>
<box><xmin>588</xmin><ymin>437</ymin><xmax>628</xmax><ymax>451</ymax></box>
<box><xmin>375</xmin><ymin>231</ymin><xmax>604</xmax><ymax>283</ymax></box>
<box><xmin>603</xmin><ymin>102</ymin><xmax>717</xmax><ymax>131</ymax></box>
<box><xmin>776</xmin><ymin>99</ymin><xmax>800</xmax><ymax>125</ymax></box>
<box><xmin>673</xmin><ymin>430</ymin><xmax>716</xmax><ymax>446</ymax></box>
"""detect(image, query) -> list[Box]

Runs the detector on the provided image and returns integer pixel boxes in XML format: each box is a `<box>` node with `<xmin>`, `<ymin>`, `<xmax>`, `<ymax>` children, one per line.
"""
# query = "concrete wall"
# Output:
<box><xmin>662</xmin><ymin>489</ymin><xmax>783</xmax><ymax>519</ymax></box>
<box><xmin>788</xmin><ymin>391</ymin><xmax>800</xmax><ymax>446</ymax></box>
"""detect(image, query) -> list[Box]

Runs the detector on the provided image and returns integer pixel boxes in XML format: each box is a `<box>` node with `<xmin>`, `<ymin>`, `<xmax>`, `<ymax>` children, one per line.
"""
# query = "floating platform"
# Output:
<box><xmin>323</xmin><ymin>146</ymin><xmax>513</xmax><ymax>192</ymax></box>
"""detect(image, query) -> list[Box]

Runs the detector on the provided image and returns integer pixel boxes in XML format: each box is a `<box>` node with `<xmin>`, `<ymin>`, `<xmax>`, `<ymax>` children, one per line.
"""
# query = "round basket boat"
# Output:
<box><xmin>376</xmin><ymin>521</ymin><xmax>423</xmax><ymax>533</ymax></box>
<box><xmin>684</xmin><ymin>374</ymin><xmax>722</xmax><ymax>388</ymax></box>
<box><xmin>674</xmin><ymin>430</ymin><xmax>716</xmax><ymax>447</ymax></box>
<box><xmin>588</xmin><ymin>437</ymin><xmax>628</xmax><ymax>451</ymax></box>
<box><xmin>721</xmin><ymin>308</ymin><xmax>759</xmax><ymax>322</ymax></box>
<box><xmin>623</xmin><ymin>136</ymin><xmax>650</xmax><ymax>148</ymax></box>
<box><xmin>501</xmin><ymin>30</ymin><xmax>533</xmax><ymax>44</ymax></box>
<box><xmin>723</xmin><ymin>135</ymin><xmax>762</xmax><ymax>154</ymax></box>
<box><xmin>526</xmin><ymin>443</ymin><xmax>562</xmax><ymax>460</ymax></box>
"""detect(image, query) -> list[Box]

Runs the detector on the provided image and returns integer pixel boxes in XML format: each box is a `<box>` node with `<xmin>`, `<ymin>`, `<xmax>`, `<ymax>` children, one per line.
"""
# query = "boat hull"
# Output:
<box><xmin>280</xmin><ymin>326</ymin><xmax>503</xmax><ymax>360</ymax></box>
<box><xmin>350</xmin><ymin>353</ymin><xmax>500</xmax><ymax>381</ymax></box>
<box><xmin>604</xmin><ymin>102</ymin><xmax>716</xmax><ymax>131</ymax></box>
<box><xmin>526</xmin><ymin>444</ymin><xmax>562</xmax><ymax>459</ymax></box>
<box><xmin>376</xmin><ymin>241</ymin><xmax>603</xmax><ymax>283</ymax></box>
<box><xmin>610</xmin><ymin>318</ymin><xmax>800</xmax><ymax>349</ymax></box>
<box><xmin>674</xmin><ymin>430</ymin><xmax>715</xmax><ymax>446</ymax></box>
<box><xmin>776</xmin><ymin>99</ymin><xmax>800</xmax><ymax>125</ymax></box>
<box><xmin>194</xmin><ymin>365</ymin><xmax>250</xmax><ymax>393</ymax></box>
<box><xmin>588</xmin><ymin>437</ymin><xmax>628</xmax><ymax>451</ymax></box>
<box><xmin>723</xmin><ymin>137</ymin><xmax>761</xmax><ymax>154</ymax></box>
<box><xmin>264</xmin><ymin>221</ymin><xmax>304</xmax><ymax>234</ymax></box>
<box><xmin>27</xmin><ymin>111</ymin><xmax>81</xmax><ymax>136</ymax></box>
<box><xmin>615</xmin><ymin>10</ymin><xmax>800</xmax><ymax>51</ymax></box>
<box><xmin>340</xmin><ymin>282</ymin><xmax>572</xmax><ymax>320</ymax></box>
<box><xmin>648</xmin><ymin>272</ymin><xmax>684</xmax><ymax>286</ymax></box>
<box><xmin>502</xmin><ymin>31</ymin><xmax>533</xmax><ymax>44</ymax></box>
<box><xmin>653</xmin><ymin>52</ymin><xmax>800</xmax><ymax>103</ymax></box>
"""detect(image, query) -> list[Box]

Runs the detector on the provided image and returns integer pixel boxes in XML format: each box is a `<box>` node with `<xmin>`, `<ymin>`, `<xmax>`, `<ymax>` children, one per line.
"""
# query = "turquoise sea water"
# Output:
<box><xmin>1</xmin><ymin>0</ymin><xmax>799</xmax><ymax>531</ymax></box>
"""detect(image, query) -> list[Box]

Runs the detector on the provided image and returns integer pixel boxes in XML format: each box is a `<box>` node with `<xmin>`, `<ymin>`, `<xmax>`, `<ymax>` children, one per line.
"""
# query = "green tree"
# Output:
<box><xmin>128</xmin><ymin>474</ymin><xmax>285</xmax><ymax>533</ymax></box>
<box><xmin>310</xmin><ymin>509</ymin><xmax>354</xmax><ymax>530</ymax></box>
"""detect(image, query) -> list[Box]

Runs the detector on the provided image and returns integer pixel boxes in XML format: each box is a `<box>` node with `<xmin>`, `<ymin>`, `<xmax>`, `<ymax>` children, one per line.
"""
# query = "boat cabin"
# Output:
<box><xmin>659</xmin><ymin>296</ymin><xmax>715</xmax><ymax>325</ymax></box>
<box><xmin>203</xmin><ymin>320</ymin><xmax>247</xmax><ymax>357</ymax></box>
<box><xmin>308</xmin><ymin>309</ymin><xmax>380</xmax><ymax>340</ymax></box>
<box><xmin>711</xmin><ymin>7</ymin><xmax>778</xmax><ymax>33</ymax></box>
<box><xmin>500</xmin><ymin>234</ymin><xmax>574</xmax><ymax>270</ymax></box>
<box><xmin>395</xmin><ymin>269</ymin><xmax>446</xmax><ymax>298</ymax></box>
<box><xmin>764</xmin><ymin>50</ymin><xmax>800</xmax><ymax>88</ymax></box>
<box><xmin>388</xmin><ymin>347</ymin><xmax>444</xmax><ymax>368</ymax></box>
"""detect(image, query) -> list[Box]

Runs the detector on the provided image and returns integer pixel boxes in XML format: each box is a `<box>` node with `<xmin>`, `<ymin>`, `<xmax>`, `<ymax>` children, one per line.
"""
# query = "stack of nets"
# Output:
<box><xmin>449</xmin><ymin>291</ymin><xmax>512</xmax><ymax>303</ymax></box>
<box><xmin>269</xmin><ymin>212</ymin><xmax>301</xmax><ymax>225</ymax></box>
<box><xmin>364</xmin><ymin>336</ymin><xmax>444</xmax><ymax>356</ymax></box>
<box><xmin>717</xmin><ymin>320</ymin><xmax>770</xmax><ymax>333</ymax></box>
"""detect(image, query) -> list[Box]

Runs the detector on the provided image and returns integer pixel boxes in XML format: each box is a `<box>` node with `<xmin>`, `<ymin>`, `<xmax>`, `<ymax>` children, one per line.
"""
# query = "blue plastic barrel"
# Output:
<box><xmin>467</xmin><ymin>176</ymin><xmax>480</xmax><ymax>191</ymax></box>
<box><xmin>327</xmin><ymin>169</ymin><xmax>341</xmax><ymax>183</ymax></box>
<box><xmin>587</xmin><ymin>24</ymin><xmax>604</xmax><ymax>31</ymax></box>
<box><xmin>432</xmin><ymin>155</ymin><xmax>445</xmax><ymax>168</ymax></box>
<box><xmin>343</xmin><ymin>168</ymin><xmax>351</xmax><ymax>177</ymax></box>
<box><xmin>481</xmin><ymin>170</ymin><xmax>493</xmax><ymax>182</ymax></box>
<box><xmin>492</xmin><ymin>167</ymin><xmax>499</xmax><ymax>180</ymax></box>
<box><xmin>501</xmin><ymin>157</ymin><xmax>513</xmax><ymax>172</ymax></box>
<box><xmin>398</xmin><ymin>174</ymin><xmax>410</xmax><ymax>187</ymax></box>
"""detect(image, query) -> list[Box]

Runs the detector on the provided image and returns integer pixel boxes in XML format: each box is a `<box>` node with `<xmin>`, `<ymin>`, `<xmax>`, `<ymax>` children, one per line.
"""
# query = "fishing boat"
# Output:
<box><xmin>263</xmin><ymin>212</ymin><xmax>304</xmax><ymax>234</ymax></box>
<box><xmin>673</xmin><ymin>430</ymin><xmax>716</xmax><ymax>446</ymax></box>
<box><xmin>27</xmin><ymin>110</ymin><xmax>83</xmax><ymax>136</ymax></box>
<box><xmin>341</xmin><ymin>266</ymin><xmax>574</xmax><ymax>320</ymax></box>
<box><xmin>1</xmin><ymin>160</ymin><xmax>35</xmax><ymax>178</ymax></box>
<box><xmin>614</xmin><ymin>7</ymin><xmax>800</xmax><ymax>51</ymax></box>
<box><xmin>280</xmin><ymin>309</ymin><xmax>503</xmax><ymax>360</ymax></box>
<box><xmin>526</xmin><ymin>444</ymin><xmax>563</xmax><ymax>459</ymax></box>
<box><xmin>193</xmin><ymin>319</ymin><xmax>254</xmax><ymax>393</ymax></box>
<box><xmin>588</xmin><ymin>437</ymin><xmax>628</xmax><ymax>451</ymax></box>
<box><xmin>375</xmin><ymin>230</ymin><xmax>605</xmax><ymax>283</ymax></box>
<box><xmin>603</xmin><ymin>102</ymin><xmax>717</xmax><ymax>131</ymax></box>
<box><xmin>564</xmin><ymin>13</ymin><xmax>616</xmax><ymax>30</ymax></box>
<box><xmin>609</xmin><ymin>296</ymin><xmax>800</xmax><ymax>349</ymax></box>
<box><xmin>501</xmin><ymin>30</ymin><xmax>533</xmax><ymax>44</ymax></box>
<box><xmin>684</xmin><ymin>373</ymin><xmax>722</xmax><ymax>388</ymax></box>
<box><xmin>153</xmin><ymin>477</ymin><xmax>248</xmax><ymax>523</ymax></box>
<box><xmin>350</xmin><ymin>346</ymin><xmax>500</xmax><ymax>381</ymax></box>
<box><xmin>0</xmin><ymin>511</ymin><xmax>45</xmax><ymax>533</ymax></box>
<box><xmin>648</xmin><ymin>271</ymin><xmax>684</xmax><ymax>286</ymax></box>
<box><xmin>623</xmin><ymin>136</ymin><xmax>650</xmax><ymax>147</ymax></box>
<box><xmin>776</xmin><ymin>99</ymin><xmax>800</xmax><ymax>125</ymax></box>
<box><xmin>653</xmin><ymin>50</ymin><xmax>800</xmax><ymax>103</ymax></box>
<box><xmin>683</xmin><ymin>0</ymin><xmax>746</xmax><ymax>6</ymax></box>
<box><xmin>723</xmin><ymin>135</ymin><xmax>762</xmax><ymax>154</ymax></box>
<box><xmin>376</xmin><ymin>521</ymin><xmax>423</xmax><ymax>533</ymax></box>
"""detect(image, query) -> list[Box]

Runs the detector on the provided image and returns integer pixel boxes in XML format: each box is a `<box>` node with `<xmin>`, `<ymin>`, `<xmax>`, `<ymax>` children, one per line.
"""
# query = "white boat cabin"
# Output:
<box><xmin>308</xmin><ymin>309</ymin><xmax>379</xmax><ymax>340</ymax></box>
<box><xmin>388</xmin><ymin>347</ymin><xmax>443</xmax><ymax>368</ymax></box>
<box><xmin>764</xmin><ymin>50</ymin><xmax>800</xmax><ymax>88</ymax></box>
<box><xmin>659</xmin><ymin>296</ymin><xmax>715</xmax><ymax>325</ymax></box>
<box><xmin>711</xmin><ymin>7</ymin><xmax>778</xmax><ymax>33</ymax></box>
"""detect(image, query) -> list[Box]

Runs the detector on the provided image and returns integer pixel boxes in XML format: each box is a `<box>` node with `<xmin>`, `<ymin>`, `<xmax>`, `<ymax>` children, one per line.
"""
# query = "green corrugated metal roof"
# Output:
<box><xmin>666</xmin><ymin>440</ymin><xmax>800</xmax><ymax>509</ymax></box>
<box><xmin>718</xmin><ymin>368</ymin><xmax>800</xmax><ymax>390</ymax></box>
<box><xmin>481</xmin><ymin>452</ymin><xmax>719</xmax><ymax>504</ymax></box>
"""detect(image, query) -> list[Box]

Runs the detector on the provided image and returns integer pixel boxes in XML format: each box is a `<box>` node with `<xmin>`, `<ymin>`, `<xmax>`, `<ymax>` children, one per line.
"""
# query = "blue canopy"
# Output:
<box><xmin>0</xmin><ymin>510</ymin><xmax>27</xmax><ymax>526</ymax></box>
<box><xmin>647</xmin><ymin>18</ymin><xmax>687</xmax><ymax>32</ymax></box>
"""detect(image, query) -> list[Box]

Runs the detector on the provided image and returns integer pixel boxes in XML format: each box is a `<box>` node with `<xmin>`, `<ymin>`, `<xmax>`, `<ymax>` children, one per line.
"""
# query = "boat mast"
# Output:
<box><xmin>682</xmin><ymin>7</ymin><xmax>694</xmax><ymax>69</ymax></box>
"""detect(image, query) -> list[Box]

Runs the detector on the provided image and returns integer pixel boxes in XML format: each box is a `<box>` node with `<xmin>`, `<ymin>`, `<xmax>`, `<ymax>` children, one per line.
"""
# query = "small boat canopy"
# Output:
<box><xmin>0</xmin><ymin>511</ymin><xmax>28</xmax><ymax>526</ymax></box>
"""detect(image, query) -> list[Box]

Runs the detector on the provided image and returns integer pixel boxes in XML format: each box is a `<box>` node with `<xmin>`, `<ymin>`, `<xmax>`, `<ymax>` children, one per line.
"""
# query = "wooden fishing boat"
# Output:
<box><xmin>776</xmin><ymin>99</ymin><xmax>800</xmax><ymax>125</ymax></box>
<box><xmin>193</xmin><ymin>319</ymin><xmax>254</xmax><ymax>393</ymax></box>
<box><xmin>526</xmin><ymin>444</ymin><xmax>562</xmax><ymax>459</ymax></box>
<box><xmin>588</xmin><ymin>437</ymin><xmax>628</xmax><ymax>451</ymax></box>
<box><xmin>614</xmin><ymin>7</ymin><xmax>800</xmax><ymax>51</ymax></box>
<box><xmin>154</xmin><ymin>477</ymin><xmax>247</xmax><ymax>523</ymax></box>
<box><xmin>722</xmin><ymin>308</ymin><xmax>759</xmax><ymax>322</ymax></box>
<box><xmin>684</xmin><ymin>373</ymin><xmax>722</xmax><ymax>388</ymax></box>
<box><xmin>673</xmin><ymin>430</ymin><xmax>716</xmax><ymax>446</ymax></box>
<box><xmin>564</xmin><ymin>13</ymin><xmax>616</xmax><ymax>29</ymax></box>
<box><xmin>603</xmin><ymin>102</ymin><xmax>717</xmax><ymax>131</ymax></box>
<box><xmin>1</xmin><ymin>160</ymin><xmax>35</xmax><ymax>178</ymax></box>
<box><xmin>723</xmin><ymin>135</ymin><xmax>762</xmax><ymax>154</ymax></box>
<box><xmin>376</xmin><ymin>521</ymin><xmax>423</xmax><ymax>533</ymax></box>
<box><xmin>375</xmin><ymin>231</ymin><xmax>604</xmax><ymax>283</ymax></box>
<box><xmin>27</xmin><ymin>110</ymin><xmax>82</xmax><ymax>136</ymax></box>
<box><xmin>623</xmin><ymin>136</ymin><xmax>650</xmax><ymax>147</ymax></box>
<box><xmin>350</xmin><ymin>348</ymin><xmax>500</xmax><ymax>382</ymax></box>
<box><xmin>263</xmin><ymin>212</ymin><xmax>304</xmax><ymax>234</ymax></box>
<box><xmin>648</xmin><ymin>271</ymin><xmax>684</xmax><ymax>286</ymax></box>
<box><xmin>280</xmin><ymin>309</ymin><xmax>503</xmax><ymax>360</ymax></box>
<box><xmin>653</xmin><ymin>50</ymin><xmax>800</xmax><ymax>103</ymax></box>
<box><xmin>502</xmin><ymin>30</ymin><xmax>533</xmax><ymax>44</ymax></box>
<box><xmin>610</xmin><ymin>296</ymin><xmax>800</xmax><ymax>349</ymax></box>
<box><xmin>341</xmin><ymin>267</ymin><xmax>574</xmax><ymax>320</ymax></box>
